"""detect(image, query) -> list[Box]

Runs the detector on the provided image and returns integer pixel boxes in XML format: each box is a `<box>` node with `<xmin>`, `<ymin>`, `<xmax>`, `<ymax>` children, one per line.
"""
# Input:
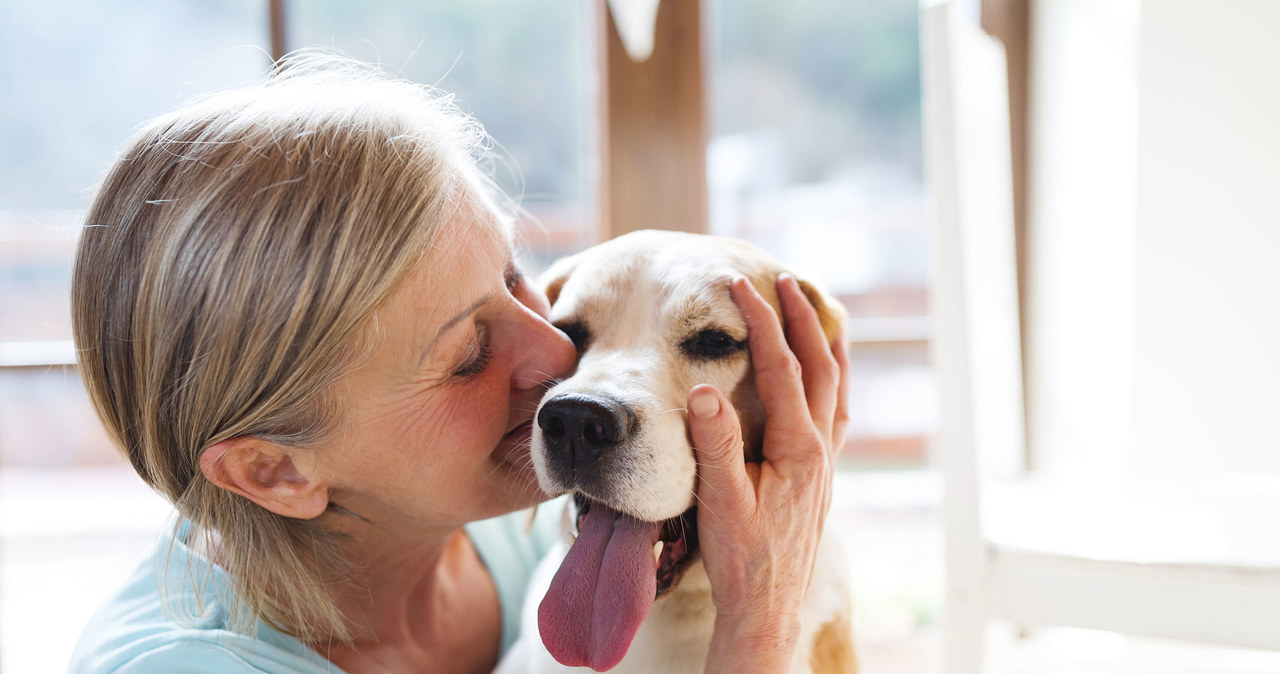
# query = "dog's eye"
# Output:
<box><xmin>681</xmin><ymin>329</ymin><xmax>746</xmax><ymax>361</ymax></box>
<box><xmin>557</xmin><ymin>322</ymin><xmax>590</xmax><ymax>351</ymax></box>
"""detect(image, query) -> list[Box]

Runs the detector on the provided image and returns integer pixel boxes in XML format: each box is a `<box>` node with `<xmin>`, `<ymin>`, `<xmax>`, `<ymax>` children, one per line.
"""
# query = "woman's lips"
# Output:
<box><xmin>495</xmin><ymin>420</ymin><xmax>534</xmax><ymax>464</ymax></box>
<box><xmin>506</xmin><ymin>419</ymin><xmax>534</xmax><ymax>441</ymax></box>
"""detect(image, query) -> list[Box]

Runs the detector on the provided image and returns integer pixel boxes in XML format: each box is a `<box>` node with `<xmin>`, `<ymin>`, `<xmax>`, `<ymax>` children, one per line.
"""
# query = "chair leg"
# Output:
<box><xmin>944</xmin><ymin>593</ymin><xmax>987</xmax><ymax>674</ymax></box>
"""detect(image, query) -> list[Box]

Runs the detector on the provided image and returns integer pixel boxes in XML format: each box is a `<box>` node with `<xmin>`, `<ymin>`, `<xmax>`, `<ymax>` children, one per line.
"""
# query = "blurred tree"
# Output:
<box><xmin>291</xmin><ymin>0</ymin><xmax>590</xmax><ymax>206</ymax></box>
<box><xmin>714</xmin><ymin>0</ymin><xmax>922</xmax><ymax>183</ymax></box>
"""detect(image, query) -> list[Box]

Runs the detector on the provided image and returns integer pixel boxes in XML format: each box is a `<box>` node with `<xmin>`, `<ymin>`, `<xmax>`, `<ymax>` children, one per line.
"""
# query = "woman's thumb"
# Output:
<box><xmin>688</xmin><ymin>385</ymin><xmax>752</xmax><ymax>512</ymax></box>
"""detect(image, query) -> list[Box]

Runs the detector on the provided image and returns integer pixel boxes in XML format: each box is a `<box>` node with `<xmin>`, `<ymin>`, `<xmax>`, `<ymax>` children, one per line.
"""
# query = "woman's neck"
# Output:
<box><xmin>314</xmin><ymin>524</ymin><xmax>502</xmax><ymax>674</ymax></box>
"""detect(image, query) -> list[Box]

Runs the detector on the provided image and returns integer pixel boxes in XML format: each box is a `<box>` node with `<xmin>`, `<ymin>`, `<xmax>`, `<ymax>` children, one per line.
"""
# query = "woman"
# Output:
<box><xmin>68</xmin><ymin>54</ymin><xmax>848</xmax><ymax>673</ymax></box>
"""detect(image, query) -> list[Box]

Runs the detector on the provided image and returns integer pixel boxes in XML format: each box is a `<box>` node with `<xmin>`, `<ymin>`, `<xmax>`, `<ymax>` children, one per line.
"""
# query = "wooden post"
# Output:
<box><xmin>269</xmin><ymin>0</ymin><xmax>289</xmax><ymax>63</ymax></box>
<box><xmin>598</xmin><ymin>0</ymin><xmax>708</xmax><ymax>239</ymax></box>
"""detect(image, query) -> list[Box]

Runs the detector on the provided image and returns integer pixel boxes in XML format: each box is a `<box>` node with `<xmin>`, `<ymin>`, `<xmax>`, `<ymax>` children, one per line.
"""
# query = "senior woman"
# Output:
<box><xmin>68</xmin><ymin>55</ymin><xmax>849</xmax><ymax>673</ymax></box>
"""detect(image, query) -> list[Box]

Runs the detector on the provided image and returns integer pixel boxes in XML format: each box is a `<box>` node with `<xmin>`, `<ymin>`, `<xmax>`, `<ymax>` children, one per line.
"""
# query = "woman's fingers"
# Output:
<box><xmin>830</xmin><ymin>323</ymin><xmax>852</xmax><ymax>455</ymax></box>
<box><xmin>729</xmin><ymin>278</ymin><xmax>814</xmax><ymax>456</ymax></box>
<box><xmin>729</xmin><ymin>275</ymin><xmax>843</xmax><ymax>463</ymax></box>
<box><xmin>687</xmin><ymin>384</ymin><xmax>753</xmax><ymax>519</ymax></box>
<box><xmin>775</xmin><ymin>274</ymin><xmax>841</xmax><ymax>436</ymax></box>
<box><xmin>692</xmin><ymin>275</ymin><xmax>846</xmax><ymax>667</ymax></box>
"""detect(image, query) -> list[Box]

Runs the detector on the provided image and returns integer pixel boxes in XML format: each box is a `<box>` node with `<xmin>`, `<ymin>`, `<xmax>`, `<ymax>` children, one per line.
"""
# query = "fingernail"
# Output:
<box><xmin>689</xmin><ymin>391</ymin><xmax>720</xmax><ymax>419</ymax></box>
<box><xmin>778</xmin><ymin>272</ymin><xmax>796</xmax><ymax>288</ymax></box>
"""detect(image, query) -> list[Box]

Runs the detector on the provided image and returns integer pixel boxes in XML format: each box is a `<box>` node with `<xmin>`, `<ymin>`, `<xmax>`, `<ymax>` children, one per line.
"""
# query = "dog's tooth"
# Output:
<box><xmin>653</xmin><ymin>541</ymin><xmax>664</xmax><ymax>564</ymax></box>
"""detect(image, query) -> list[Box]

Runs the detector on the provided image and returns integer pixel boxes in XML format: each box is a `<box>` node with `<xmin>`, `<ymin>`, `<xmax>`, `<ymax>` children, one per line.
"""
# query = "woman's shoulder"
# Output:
<box><xmin>69</xmin><ymin>525</ymin><xmax>340</xmax><ymax>673</ymax></box>
<box><xmin>73</xmin><ymin>634</ymin><xmax>324</xmax><ymax>673</ymax></box>
<box><xmin>69</xmin><ymin>565</ymin><xmax>340</xmax><ymax>673</ymax></box>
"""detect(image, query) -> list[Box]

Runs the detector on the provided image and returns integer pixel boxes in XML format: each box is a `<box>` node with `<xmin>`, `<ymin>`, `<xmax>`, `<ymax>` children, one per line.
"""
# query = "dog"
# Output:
<box><xmin>499</xmin><ymin>230</ymin><xmax>856</xmax><ymax>673</ymax></box>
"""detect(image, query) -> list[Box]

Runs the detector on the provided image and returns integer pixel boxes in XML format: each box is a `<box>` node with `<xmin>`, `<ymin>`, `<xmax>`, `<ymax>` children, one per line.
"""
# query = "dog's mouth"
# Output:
<box><xmin>574</xmin><ymin>494</ymin><xmax>700</xmax><ymax>598</ymax></box>
<box><xmin>537</xmin><ymin>493</ymin><xmax>700</xmax><ymax>671</ymax></box>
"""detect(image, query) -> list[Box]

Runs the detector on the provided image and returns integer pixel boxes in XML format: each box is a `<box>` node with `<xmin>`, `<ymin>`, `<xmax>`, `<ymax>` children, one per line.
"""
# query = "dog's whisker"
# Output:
<box><xmin>530</xmin><ymin>372</ymin><xmax>563</xmax><ymax>390</ymax></box>
<box><xmin>691</xmin><ymin>460</ymin><xmax>727</xmax><ymax>501</ymax></box>
<box><xmin>688</xmin><ymin>488</ymin><xmax>718</xmax><ymax>521</ymax></box>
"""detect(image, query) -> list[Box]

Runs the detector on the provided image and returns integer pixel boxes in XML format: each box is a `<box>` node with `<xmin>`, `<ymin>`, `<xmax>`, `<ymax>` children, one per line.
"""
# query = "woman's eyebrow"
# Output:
<box><xmin>419</xmin><ymin>292</ymin><xmax>493</xmax><ymax>368</ymax></box>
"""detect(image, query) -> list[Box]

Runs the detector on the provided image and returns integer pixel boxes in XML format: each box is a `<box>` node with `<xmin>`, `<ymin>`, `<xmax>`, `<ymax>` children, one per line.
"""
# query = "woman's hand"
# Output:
<box><xmin>687</xmin><ymin>274</ymin><xmax>850</xmax><ymax>672</ymax></box>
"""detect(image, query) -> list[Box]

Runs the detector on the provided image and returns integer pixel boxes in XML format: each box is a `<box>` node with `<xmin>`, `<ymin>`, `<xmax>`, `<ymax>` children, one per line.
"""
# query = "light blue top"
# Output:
<box><xmin>69</xmin><ymin>503</ymin><xmax>562</xmax><ymax>673</ymax></box>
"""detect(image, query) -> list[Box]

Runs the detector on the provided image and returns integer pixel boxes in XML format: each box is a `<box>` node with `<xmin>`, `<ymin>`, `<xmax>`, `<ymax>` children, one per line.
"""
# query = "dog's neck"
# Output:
<box><xmin>649</xmin><ymin>559</ymin><xmax>717</xmax><ymax>633</ymax></box>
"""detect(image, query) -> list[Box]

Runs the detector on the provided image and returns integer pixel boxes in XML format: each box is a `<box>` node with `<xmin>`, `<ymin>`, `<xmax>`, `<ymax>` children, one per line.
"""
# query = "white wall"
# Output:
<box><xmin>1027</xmin><ymin>0</ymin><xmax>1280</xmax><ymax>479</ymax></box>
<box><xmin>1132</xmin><ymin>0</ymin><xmax>1280</xmax><ymax>475</ymax></box>
<box><xmin>1025</xmin><ymin>0</ymin><xmax>1139</xmax><ymax>486</ymax></box>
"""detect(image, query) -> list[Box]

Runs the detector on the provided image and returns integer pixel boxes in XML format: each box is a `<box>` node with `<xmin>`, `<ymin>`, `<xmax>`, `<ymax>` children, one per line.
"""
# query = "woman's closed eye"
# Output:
<box><xmin>454</xmin><ymin>334</ymin><xmax>494</xmax><ymax>378</ymax></box>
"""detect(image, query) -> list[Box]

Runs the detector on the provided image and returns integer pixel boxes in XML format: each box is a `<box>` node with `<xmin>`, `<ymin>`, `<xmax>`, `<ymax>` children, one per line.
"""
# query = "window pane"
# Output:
<box><xmin>0</xmin><ymin>0</ymin><xmax>270</xmax><ymax>342</ymax></box>
<box><xmin>0</xmin><ymin>0</ymin><xmax>269</xmax><ymax>211</ymax></box>
<box><xmin>711</xmin><ymin>0</ymin><xmax>933</xmax><ymax>468</ymax></box>
<box><xmin>0</xmin><ymin>0</ymin><xmax>272</xmax><ymax>467</ymax></box>
<box><xmin>289</xmin><ymin>0</ymin><xmax>598</xmax><ymax>271</ymax></box>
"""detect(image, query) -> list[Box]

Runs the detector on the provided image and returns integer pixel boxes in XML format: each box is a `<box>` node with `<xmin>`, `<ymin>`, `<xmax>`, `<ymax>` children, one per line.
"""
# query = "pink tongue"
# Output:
<box><xmin>538</xmin><ymin>503</ymin><xmax>661</xmax><ymax>671</ymax></box>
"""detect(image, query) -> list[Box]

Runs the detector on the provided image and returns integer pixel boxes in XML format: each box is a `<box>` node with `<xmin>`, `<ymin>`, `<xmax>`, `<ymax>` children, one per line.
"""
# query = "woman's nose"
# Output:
<box><xmin>511</xmin><ymin>307</ymin><xmax>576</xmax><ymax>392</ymax></box>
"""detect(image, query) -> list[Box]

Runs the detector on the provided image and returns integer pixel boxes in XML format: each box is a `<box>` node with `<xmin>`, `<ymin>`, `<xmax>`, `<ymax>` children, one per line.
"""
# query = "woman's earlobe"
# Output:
<box><xmin>199</xmin><ymin>438</ymin><xmax>329</xmax><ymax>519</ymax></box>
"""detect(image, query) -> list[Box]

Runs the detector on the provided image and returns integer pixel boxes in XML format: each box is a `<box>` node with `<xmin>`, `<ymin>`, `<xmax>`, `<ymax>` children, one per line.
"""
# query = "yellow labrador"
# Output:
<box><xmin>502</xmin><ymin>230</ymin><xmax>856</xmax><ymax>673</ymax></box>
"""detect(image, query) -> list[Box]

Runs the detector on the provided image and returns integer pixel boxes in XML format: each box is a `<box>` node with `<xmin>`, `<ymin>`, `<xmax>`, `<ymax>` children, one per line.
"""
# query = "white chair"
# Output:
<box><xmin>922</xmin><ymin>1</ymin><xmax>1280</xmax><ymax>671</ymax></box>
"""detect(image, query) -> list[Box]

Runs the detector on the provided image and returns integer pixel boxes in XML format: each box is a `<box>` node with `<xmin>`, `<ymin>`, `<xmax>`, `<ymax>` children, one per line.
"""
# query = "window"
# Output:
<box><xmin>0</xmin><ymin>1</ymin><xmax>268</xmax><ymax>469</ymax></box>
<box><xmin>0</xmin><ymin>1</ymin><xmax>599</xmax><ymax>470</ymax></box>
<box><xmin>0</xmin><ymin>4</ymin><xmax>599</xmax><ymax>669</ymax></box>
<box><xmin>289</xmin><ymin>0</ymin><xmax>598</xmax><ymax>270</ymax></box>
<box><xmin>710</xmin><ymin>0</ymin><xmax>933</xmax><ymax>469</ymax></box>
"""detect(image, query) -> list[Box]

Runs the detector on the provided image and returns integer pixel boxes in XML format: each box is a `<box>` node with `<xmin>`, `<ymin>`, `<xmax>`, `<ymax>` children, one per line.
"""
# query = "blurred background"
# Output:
<box><xmin>1</xmin><ymin>1</ymin><xmax>937</xmax><ymax>671</ymax></box>
<box><xmin>4</xmin><ymin>1</ymin><xmax>1279</xmax><ymax>672</ymax></box>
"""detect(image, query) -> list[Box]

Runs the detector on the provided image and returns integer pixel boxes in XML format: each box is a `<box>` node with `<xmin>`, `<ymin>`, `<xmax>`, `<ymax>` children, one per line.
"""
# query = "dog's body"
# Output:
<box><xmin>499</xmin><ymin>230</ymin><xmax>856</xmax><ymax>673</ymax></box>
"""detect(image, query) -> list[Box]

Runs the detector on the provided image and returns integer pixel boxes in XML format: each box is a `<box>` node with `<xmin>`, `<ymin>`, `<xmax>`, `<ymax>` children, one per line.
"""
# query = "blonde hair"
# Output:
<box><xmin>72</xmin><ymin>53</ymin><xmax>495</xmax><ymax>644</ymax></box>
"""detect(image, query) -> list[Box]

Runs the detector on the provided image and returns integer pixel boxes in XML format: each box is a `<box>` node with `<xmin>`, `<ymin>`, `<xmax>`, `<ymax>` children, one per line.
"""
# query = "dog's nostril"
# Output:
<box><xmin>541</xmin><ymin>414</ymin><xmax>566</xmax><ymax>439</ymax></box>
<box><xmin>584</xmin><ymin>421</ymin><xmax>609</xmax><ymax>446</ymax></box>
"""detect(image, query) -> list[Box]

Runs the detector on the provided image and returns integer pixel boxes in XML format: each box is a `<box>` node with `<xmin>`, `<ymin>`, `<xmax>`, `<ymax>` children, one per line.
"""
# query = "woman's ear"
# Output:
<box><xmin>199</xmin><ymin>438</ymin><xmax>329</xmax><ymax>519</ymax></box>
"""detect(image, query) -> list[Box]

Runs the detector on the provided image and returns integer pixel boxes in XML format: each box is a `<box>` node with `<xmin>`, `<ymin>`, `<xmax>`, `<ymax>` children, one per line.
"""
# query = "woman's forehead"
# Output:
<box><xmin>434</xmin><ymin>195</ymin><xmax>511</xmax><ymax>264</ymax></box>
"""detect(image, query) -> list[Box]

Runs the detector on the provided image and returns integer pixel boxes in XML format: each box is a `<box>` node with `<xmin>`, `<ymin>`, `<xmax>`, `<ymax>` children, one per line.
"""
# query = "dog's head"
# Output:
<box><xmin>531</xmin><ymin>229</ymin><xmax>845</xmax><ymax>671</ymax></box>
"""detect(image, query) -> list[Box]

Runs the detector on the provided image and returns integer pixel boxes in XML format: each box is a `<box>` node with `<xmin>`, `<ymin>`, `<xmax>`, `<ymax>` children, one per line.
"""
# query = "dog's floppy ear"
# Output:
<box><xmin>545</xmin><ymin>273</ymin><xmax>569</xmax><ymax>307</ymax></box>
<box><xmin>745</xmin><ymin>269</ymin><xmax>847</xmax><ymax>346</ymax></box>
<box><xmin>539</xmin><ymin>254</ymin><xmax>580</xmax><ymax>308</ymax></box>
<box><xmin>797</xmin><ymin>278</ymin><xmax>847</xmax><ymax>345</ymax></box>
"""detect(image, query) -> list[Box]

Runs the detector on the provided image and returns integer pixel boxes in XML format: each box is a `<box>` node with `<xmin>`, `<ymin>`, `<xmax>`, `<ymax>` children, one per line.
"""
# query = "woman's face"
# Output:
<box><xmin>319</xmin><ymin>197</ymin><xmax>576</xmax><ymax>530</ymax></box>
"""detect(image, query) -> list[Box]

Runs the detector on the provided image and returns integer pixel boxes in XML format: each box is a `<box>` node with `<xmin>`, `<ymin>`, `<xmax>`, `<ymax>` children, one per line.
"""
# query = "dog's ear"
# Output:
<box><xmin>545</xmin><ymin>273</ymin><xmax>569</xmax><ymax>307</ymax></box>
<box><xmin>539</xmin><ymin>255</ymin><xmax>580</xmax><ymax>308</ymax></box>
<box><xmin>797</xmin><ymin>278</ymin><xmax>848</xmax><ymax>345</ymax></box>
<box><xmin>744</xmin><ymin>270</ymin><xmax>847</xmax><ymax>346</ymax></box>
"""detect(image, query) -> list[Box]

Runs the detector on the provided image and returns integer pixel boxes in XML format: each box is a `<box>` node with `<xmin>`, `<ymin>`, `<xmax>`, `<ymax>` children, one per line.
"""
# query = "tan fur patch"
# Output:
<box><xmin>728</xmin><ymin>374</ymin><xmax>765</xmax><ymax>464</ymax></box>
<box><xmin>746</xmin><ymin>271</ymin><xmax>848</xmax><ymax>347</ymax></box>
<box><xmin>798</xmin><ymin>279</ymin><xmax>847</xmax><ymax>344</ymax></box>
<box><xmin>544</xmin><ymin>272</ymin><xmax>570</xmax><ymax>307</ymax></box>
<box><xmin>810</xmin><ymin>612</ymin><xmax>858</xmax><ymax>674</ymax></box>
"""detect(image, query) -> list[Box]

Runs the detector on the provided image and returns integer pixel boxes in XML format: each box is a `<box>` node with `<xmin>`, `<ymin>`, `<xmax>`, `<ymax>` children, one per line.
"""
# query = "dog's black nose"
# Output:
<box><xmin>538</xmin><ymin>394</ymin><xmax>634</xmax><ymax>479</ymax></box>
